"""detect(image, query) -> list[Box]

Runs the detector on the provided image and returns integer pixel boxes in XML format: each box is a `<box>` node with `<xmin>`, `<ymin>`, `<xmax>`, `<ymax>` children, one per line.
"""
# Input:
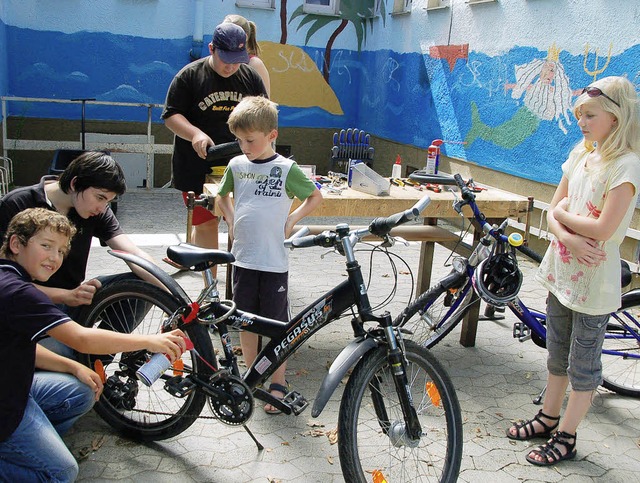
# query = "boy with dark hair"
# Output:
<box><xmin>217</xmin><ymin>96</ymin><xmax>322</xmax><ymax>413</ymax></box>
<box><xmin>0</xmin><ymin>208</ymin><xmax>187</xmax><ymax>481</ymax></box>
<box><xmin>0</xmin><ymin>151</ymin><xmax>159</xmax><ymax>312</ymax></box>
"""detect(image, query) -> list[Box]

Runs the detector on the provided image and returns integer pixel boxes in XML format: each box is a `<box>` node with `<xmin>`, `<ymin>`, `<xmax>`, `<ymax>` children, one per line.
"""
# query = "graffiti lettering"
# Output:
<box><xmin>272</xmin><ymin>49</ymin><xmax>317</xmax><ymax>74</ymax></box>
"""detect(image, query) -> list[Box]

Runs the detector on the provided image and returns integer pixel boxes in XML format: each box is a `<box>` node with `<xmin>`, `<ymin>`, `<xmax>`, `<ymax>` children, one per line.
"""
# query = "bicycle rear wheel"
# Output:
<box><xmin>394</xmin><ymin>282</ymin><xmax>476</xmax><ymax>348</ymax></box>
<box><xmin>338</xmin><ymin>340</ymin><xmax>463</xmax><ymax>482</ymax></box>
<box><xmin>76</xmin><ymin>280</ymin><xmax>217</xmax><ymax>441</ymax></box>
<box><xmin>601</xmin><ymin>303</ymin><xmax>640</xmax><ymax>398</ymax></box>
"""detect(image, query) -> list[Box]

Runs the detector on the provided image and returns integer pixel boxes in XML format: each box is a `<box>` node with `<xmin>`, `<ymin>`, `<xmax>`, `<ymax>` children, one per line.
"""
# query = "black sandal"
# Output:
<box><xmin>264</xmin><ymin>382</ymin><xmax>289</xmax><ymax>415</ymax></box>
<box><xmin>525</xmin><ymin>430</ymin><xmax>577</xmax><ymax>466</ymax></box>
<box><xmin>506</xmin><ymin>409</ymin><xmax>560</xmax><ymax>440</ymax></box>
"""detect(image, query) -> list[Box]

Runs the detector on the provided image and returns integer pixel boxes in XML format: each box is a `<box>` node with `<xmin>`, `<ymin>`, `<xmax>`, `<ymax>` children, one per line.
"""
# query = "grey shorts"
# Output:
<box><xmin>546</xmin><ymin>292</ymin><xmax>609</xmax><ymax>392</ymax></box>
<box><xmin>232</xmin><ymin>266</ymin><xmax>289</xmax><ymax>322</ymax></box>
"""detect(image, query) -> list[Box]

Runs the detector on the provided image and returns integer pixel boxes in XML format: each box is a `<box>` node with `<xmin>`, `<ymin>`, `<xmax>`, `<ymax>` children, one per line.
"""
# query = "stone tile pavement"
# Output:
<box><xmin>63</xmin><ymin>189</ymin><xmax>640</xmax><ymax>482</ymax></box>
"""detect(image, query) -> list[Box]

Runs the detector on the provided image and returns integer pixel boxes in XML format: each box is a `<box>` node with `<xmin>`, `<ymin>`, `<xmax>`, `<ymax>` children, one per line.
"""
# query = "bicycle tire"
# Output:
<box><xmin>338</xmin><ymin>340</ymin><xmax>463</xmax><ymax>482</ymax></box>
<box><xmin>76</xmin><ymin>280</ymin><xmax>217</xmax><ymax>441</ymax></box>
<box><xmin>601</xmin><ymin>302</ymin><xmax>640</xmax><ymax>398</ymax></box>
<box><xmin>394</xmin><ymin>282</ymin><xmax>476</xmax><ymax>348</ymax></box>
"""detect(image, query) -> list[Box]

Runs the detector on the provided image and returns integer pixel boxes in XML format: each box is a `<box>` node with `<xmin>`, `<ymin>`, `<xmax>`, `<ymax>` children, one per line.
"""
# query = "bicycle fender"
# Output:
<box><xmin>311</xmin><ymin>337</ymin><xmax>378</xmax><ymax>418</ymax></box>
<box><xmin>108</xmin><ymin>250</ymin><xmax>191</xmax><ymax>304</ymax></box>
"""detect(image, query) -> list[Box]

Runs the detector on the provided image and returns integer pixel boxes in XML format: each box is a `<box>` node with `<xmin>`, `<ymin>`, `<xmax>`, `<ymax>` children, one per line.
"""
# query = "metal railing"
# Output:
<box><xmin>1</xmin><ymin>96</ymin><xmax>174</xmax><ymax>188</ymax></box>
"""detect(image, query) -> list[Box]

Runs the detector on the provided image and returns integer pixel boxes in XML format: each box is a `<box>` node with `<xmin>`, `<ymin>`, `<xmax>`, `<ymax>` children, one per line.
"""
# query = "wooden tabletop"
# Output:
<box><xmin>203</xmin><ymin>182</ymin><xmax>530</xmax><ymax>220</ymax></box>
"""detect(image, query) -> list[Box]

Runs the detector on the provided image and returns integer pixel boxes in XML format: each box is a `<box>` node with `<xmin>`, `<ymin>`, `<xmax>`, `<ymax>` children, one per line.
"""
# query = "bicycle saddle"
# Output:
<box><xmin>166</xmin><ymin>243</ymin><xmax>235</xmax><ymax>270</ymax></box>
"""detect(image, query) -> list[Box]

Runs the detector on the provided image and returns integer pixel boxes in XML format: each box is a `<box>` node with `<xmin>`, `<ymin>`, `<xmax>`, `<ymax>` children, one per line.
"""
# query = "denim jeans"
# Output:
<box><xmin>0</xmin><ymin>371</ymin><xmax>95</xmax><ymax>482</ymax></box>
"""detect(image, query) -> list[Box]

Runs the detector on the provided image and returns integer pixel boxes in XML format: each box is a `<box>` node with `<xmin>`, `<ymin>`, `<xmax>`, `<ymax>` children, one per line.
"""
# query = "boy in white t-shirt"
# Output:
<box><xmin>217</xmin><ymin>96</ymin><xmax>322</xmax><ymax>414</ymax></box>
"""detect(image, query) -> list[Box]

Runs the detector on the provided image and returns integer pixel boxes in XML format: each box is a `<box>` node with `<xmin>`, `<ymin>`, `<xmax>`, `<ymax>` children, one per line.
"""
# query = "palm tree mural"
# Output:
<box><xmin>289</xmin><ymin>0</ymin><xmax>386</xmax><ymax>82</ymax></box>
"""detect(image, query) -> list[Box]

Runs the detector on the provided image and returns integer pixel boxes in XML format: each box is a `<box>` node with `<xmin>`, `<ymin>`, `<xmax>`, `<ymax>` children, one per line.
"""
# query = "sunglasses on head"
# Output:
<box><xmin>582</xmin><ymin>86</ymin><xmax>620</xmax><ymax>108</ymax></box>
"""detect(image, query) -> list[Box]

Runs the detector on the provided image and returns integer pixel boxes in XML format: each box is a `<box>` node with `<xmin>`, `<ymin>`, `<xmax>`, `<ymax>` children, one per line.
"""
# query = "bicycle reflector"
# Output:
<box><xmin>472</xmin><ymin>252</ymin><xmax>523</xmax><ymax>306</ymax></box>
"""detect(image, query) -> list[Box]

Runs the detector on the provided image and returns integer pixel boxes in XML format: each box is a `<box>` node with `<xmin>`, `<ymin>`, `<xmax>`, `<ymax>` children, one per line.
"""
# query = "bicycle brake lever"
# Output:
<box><xmin>449</xmin><ymin>188</ymin><xmax>466</xmax><ymax>216</ymax></box>
<box><xmin>393</xmin><ymin>236</ymin><xmax>410</xmax><ymax>247</ymax></box>
<box><xmin>320</xmin><ymin>248</ymin><xmax>338</xmax><ymax>259</ymax></box>
<box><xmin>380</xmin><ymin>235</ymin><xmax>396</xmax><ymax>248</ymax></box>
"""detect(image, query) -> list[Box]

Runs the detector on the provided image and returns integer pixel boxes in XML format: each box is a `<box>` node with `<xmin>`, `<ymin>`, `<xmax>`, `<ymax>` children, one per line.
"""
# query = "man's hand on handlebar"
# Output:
<box><xmin>192</xmin><ymin>131</ymin><xmax>214</xmax><ymax>160</ymax></box>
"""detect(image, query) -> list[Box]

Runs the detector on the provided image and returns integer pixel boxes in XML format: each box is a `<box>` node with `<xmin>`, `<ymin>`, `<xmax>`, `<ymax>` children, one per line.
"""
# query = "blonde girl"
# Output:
<box><xmin>507</xmin><ymin>76</ymin><xmax>640</xmax><ymax>466</ymax></box>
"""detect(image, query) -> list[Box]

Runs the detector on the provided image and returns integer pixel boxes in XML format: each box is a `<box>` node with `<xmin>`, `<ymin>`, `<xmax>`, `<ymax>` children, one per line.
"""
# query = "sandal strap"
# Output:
<box><xmin>533</xmin><ymin>431</ymin><xmax>577</xmax><ymax>463</ymax></box>
<box><xmin>268</xmin><ymin>382</ymin><xmax>289</xmax><ymax>394</ymax></box>
<box><xmin>514</xmin><ymin>409</ymin><xmax>560</xmax><ymax>438</ymax></box>
<box><xmin>537</xmin><ymin>410</ymin><xmax>560</xmax><ymax>422</ymax></box>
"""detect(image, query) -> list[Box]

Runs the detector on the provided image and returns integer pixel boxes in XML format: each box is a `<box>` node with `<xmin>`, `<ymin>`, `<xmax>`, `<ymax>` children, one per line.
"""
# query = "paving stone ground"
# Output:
<box><xmin>63</xmin><ymin>189</ymin><xmax>640</xmax><ymax>482</ymax></box>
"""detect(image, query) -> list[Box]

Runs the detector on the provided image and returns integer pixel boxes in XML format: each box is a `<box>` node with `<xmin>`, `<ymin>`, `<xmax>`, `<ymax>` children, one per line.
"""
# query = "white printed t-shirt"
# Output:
<box><xmin>218</xmin><ymin>153</ymin><xmax>316</xmax><ymax>273</ymax></box>
<box><xmin>535</xmin><ymin>150</ymin><xmax>640</xmax><ymax>315</ymax></box>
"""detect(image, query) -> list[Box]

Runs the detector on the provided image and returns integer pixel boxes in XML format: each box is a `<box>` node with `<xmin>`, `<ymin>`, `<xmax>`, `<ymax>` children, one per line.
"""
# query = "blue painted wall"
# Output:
<box><xmin>1</xmin><ymin>0</ymin><xmax>638</xmax><ymax>185</ymax></box>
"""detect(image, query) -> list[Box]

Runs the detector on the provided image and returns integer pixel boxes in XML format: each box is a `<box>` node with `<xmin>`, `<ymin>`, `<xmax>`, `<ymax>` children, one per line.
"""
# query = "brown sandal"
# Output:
<box><xmin>525</xmin><ymin>431</ymin><xmax>577</xmax><ymax>466</ymax></box>
<box><xmin>506</xmin><ymin>409</ymin><xmax>560</xmax><ymax>441</ymax></box>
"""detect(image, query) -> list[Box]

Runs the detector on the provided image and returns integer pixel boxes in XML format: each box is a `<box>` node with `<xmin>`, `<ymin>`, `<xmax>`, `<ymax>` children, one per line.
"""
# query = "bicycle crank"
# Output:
<box><xmin>205</xmin><ymin>371</ymin><xmax>254</xmax><ymax>425</ymax></box>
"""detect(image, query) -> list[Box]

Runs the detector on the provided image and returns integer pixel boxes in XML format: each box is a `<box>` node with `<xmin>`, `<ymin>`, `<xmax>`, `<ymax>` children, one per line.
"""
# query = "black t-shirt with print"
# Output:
<box><xmin>162</xmin><ymin>57</ymin><xmax>267</xmax><ymax>193</ymax></box>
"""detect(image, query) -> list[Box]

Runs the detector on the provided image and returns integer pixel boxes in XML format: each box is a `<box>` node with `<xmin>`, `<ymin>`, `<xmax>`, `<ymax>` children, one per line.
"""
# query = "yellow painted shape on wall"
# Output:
<box><xmin>260</xmin><ymin>41</ymin><xmax>344</xmax><ymax>115</ymax></box>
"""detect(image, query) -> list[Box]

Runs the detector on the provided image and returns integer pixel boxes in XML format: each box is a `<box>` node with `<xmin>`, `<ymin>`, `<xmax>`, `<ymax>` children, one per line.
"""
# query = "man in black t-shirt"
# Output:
<box><xmin>162</xmin><ymin>22</ymin><xmax>267</xmax><ymax>260</ymax></box>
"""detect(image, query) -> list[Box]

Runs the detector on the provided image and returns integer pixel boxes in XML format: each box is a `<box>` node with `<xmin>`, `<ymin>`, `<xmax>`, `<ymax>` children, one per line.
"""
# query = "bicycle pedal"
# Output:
<box><xmin>255</xmin><ymin>388</ymin><xmax>308</xmax><ymax>415</ymax></box>
<box><xmin>164</xmin><ymin>376</ymin><xmax>196</xmax><ymax>398</ymax></box>
<box><xmin>284</xmin><ymin>391</ymin><xmax>309</xmax><ymax>416</ymax></box>
<box><xmin>512</xmin><ymin>322</ymin><xmax>531</xmax><ymax>342</ymax></box>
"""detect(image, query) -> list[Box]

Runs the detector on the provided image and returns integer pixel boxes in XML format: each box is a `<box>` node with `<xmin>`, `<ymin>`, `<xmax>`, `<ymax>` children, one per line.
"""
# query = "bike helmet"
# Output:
<box><xmin>472</xmin><ymin>251</ymin><xmax>523</xmax><ymax>307</ymax></box>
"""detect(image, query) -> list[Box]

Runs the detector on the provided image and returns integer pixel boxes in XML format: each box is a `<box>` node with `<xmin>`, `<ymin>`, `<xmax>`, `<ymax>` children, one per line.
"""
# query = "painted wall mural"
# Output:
<box><xmin>1</xmin><ymin>1</ymin><xmax>638</xmax><ymax>186</ymax></box>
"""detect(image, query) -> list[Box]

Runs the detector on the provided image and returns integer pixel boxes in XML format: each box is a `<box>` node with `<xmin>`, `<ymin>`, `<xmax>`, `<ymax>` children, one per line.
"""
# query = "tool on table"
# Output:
<box><xmin>465</xmin><ymin>178</ymin><xmax>487</xmax><ymax>192</ymax></box>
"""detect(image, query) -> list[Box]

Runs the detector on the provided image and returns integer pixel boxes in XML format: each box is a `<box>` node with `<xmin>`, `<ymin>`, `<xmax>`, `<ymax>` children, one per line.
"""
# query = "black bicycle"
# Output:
<box><xmin>77</xmin><ymin>196</ymin><xmax>463</xmax><ymax>482</ymax></box>
<box><xmin>394</xmin><ymin>172</ymin><xmax>640</xmax><ymax>400</ymax></box>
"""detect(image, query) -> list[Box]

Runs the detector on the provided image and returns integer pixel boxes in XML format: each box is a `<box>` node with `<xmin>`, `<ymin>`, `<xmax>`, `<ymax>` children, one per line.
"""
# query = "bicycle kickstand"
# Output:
<box><xmin>243</xmin><ymin>425</ymin><xmax>264</xmax><ymax>451</ymax></box>
<box><xmin>533</xmin><ymin>385</ymin><xmax>546</xmax><ymax>405</ymax></box>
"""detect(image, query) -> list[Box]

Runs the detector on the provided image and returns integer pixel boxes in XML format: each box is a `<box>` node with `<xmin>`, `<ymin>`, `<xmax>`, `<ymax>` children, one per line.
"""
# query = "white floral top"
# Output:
<box><xmin>536</xmin><ymin>150</ymin><xmax>640</xmax><ymax>315</ymax></box>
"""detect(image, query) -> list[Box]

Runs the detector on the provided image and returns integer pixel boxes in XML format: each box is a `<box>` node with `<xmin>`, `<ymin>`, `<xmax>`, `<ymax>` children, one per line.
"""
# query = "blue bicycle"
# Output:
<box><xmin>394</xmin><ymin>173</ymin><xmax>640</xmax><ymax>399</ymax></box>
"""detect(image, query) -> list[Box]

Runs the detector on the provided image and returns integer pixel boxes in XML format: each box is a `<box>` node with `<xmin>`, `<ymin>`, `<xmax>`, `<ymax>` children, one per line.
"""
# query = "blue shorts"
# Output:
<box><xmin>546</xmin><ymin>292</ymin><xmax>609</xmax><ymax>392</ymax></box>
<box><xmin>232</xmin><ymin>266</ymin><xmax>289</xmax><ymax>322</ymax></box>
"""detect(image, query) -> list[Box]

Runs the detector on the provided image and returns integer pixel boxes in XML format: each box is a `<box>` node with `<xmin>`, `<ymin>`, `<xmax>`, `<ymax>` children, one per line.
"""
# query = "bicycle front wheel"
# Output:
<box><xmin>601</xmin><ymin>303</ymin><xmax>640</xmax><ymax>398</ymax></box>
<box><xmin>76</xmin><ymin>280</ymin><xmax>217</xmax><ymax>441</ymax></box>
<box><xmin>394</xmin><ymin>282</ymin><xmax>476</xmax><ymax>348</ymax></box>
<box><xmin>338</xmin><ymin>340</ymin><xmax>463</xmax><ymax>482</ymax></box>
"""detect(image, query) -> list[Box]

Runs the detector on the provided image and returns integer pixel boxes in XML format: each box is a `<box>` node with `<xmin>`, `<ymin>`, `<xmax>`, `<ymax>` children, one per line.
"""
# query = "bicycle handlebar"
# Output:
<box><xmin>283</xmin><ymin>195</ymin><xmax>432</xmax><ymax>250</ymax></box>
<box><xmin>516</xmin><ymin>244</ymin><xmax>544</xmax><ymax>264</ymax></box>
<box><xmin>451</xmin><ymin>173</ymin><xmax>543</xmax><ymax>264</ymax></box>
<box><xmin>206</xmin><ymin>142</ymin><xmax>242</xmax><ymax>166</ymax></box>
<box><xmin>369</xmin><ymin>195</ymin><xmax>431</xmax><ymax>237</ymax></box>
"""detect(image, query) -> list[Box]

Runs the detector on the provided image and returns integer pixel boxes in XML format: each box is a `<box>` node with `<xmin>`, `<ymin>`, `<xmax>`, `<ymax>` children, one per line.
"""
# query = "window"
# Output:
<box><xmin>303</xmin><ymin>0</ymin><xmax>380</xmax><ymax>17</ymax></box>
<box><xmin>426</xmin><ymin>0</ymin><xmax>448</xmax><ymax>9</ymax></box>
<box><xmin>392</xmin><ymin>0</ymin><xmax>412</xmax><ymax>15</ymax></box>
<box><xmin>235</xmin><ymin>0</ymin><xmax>275</xmax><ymax>8</ymax></box>
<box><xmin>303</xmin><ymin>0</ymin><xmax>340</xmax><ymax>16</ymax></box>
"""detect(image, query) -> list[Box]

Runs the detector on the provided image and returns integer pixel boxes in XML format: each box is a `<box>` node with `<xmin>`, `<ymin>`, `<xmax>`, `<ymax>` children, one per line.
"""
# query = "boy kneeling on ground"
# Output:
<box><xmin>0</xmin><ymin>208</ymin><xmax>187</xmax><ymax>482</ymax></box>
